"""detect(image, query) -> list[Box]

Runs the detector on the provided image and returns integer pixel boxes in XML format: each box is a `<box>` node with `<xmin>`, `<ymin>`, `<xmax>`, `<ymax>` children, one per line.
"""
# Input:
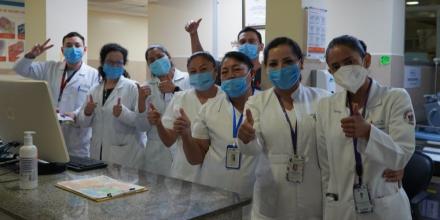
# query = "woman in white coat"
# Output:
<box><xmin>13</xmin><ymin>32</ymin><xmax>99</xmax><ymax>157</ymax></box>
<box><xmin>77</xmin><ymin>43</ymin><xmax>146</xmax><ymax>169</ymax></box>
<box><xmin>316</xmin><ymin>35</ymin><xmax>415</xmax><ymax>220</ymax></box>
<box><xmin>237</xmin><ymin>37</ymin><xmax>330</xmax><ymax>220</ymax></box>
<box><xmin>146</xmin><ymin>51</ymin><xmax>224</xmax><ymax>182</ymax></box>
<box><xmin>179</xmin><ymin>51</ymin><xmax>258</xmax><ymax>196</ymax></box>
<box><xmin>137</xmin><ymin>45</ymin><xmax>192</xmax><ymax>176</ymax></box>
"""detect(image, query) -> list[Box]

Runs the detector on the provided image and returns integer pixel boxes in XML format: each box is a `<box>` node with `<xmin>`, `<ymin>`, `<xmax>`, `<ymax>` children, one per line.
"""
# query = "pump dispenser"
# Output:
<box><xmin>19</xmin><ymin>131</ymin><xmax>38</xmax><ymax>189</ymax></box>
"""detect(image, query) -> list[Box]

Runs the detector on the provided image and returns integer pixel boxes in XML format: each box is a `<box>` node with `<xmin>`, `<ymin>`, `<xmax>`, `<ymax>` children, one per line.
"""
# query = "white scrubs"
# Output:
<box><xmin>192</xmin><ymin>93</ymin><xmax>258</xmax><ymax>196</ymax></box>
<box><xmin>161</xmin><ymin>87</ymin><xmax>224</xmax><ymax>182</ymax></box>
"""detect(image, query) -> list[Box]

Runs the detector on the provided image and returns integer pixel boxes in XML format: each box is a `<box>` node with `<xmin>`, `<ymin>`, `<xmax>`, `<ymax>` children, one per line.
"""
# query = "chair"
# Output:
<box><xmin>402</xmin><ymin>150</ymin><xmax>434</xmax><ymax>219</ymax></box>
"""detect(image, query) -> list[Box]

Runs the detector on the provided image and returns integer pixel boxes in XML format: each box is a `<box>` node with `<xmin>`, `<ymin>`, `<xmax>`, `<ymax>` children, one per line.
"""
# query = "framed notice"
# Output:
<box><xmin>305</xmin><ymin>7</ymin><xmax>327</xmax><ymax>60</ymax></box>
<box><xmin>0</xmin><ymin>0</ymin><xmax>25</xmax><ymax>69</ymax></box>
<box><xmin>243</xmin><ymin>0</ymin><xmax>266</xmax><ymax>29</ymax></box>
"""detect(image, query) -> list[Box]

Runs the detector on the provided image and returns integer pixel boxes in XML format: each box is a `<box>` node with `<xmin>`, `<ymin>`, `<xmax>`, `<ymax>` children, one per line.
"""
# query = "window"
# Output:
<box><xmin>405</xmin><ymin>0</ymin><xmax>439</xmax><ymax>64</ymax></box>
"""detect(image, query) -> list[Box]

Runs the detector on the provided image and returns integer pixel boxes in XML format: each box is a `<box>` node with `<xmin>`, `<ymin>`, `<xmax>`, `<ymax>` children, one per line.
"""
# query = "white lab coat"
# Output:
<box><xmin>238</xmin><ymin>85</ymin><xmax>330</xmax><ymax>220</ymax></box>
<box><xmin>13</xmin><ymin>57</ymin><xmax>99</xmax><ymax>157</ymax></box>
<box><xmin>161</xmin><ymin>87</ymin><xmax>224</xmax><ymax>182</ymax></box>
<box><xmin>77</xmin><ymin>76</ymin><xmax>146</xmax><ymax>169</ymax></box>
<box><xmin>316</xmin><ymin>80</ymin><xmax>414</xmax><ymax>220</ymax></box>
<box><xmin>192</xmin><ymin>93</ymin><xmax>258</xmax><ymax>197</ymax></box>
<box><xmin>138</xmin><ymin>68</ymin><xmax>191</xmax><ymax>176</ymax></box>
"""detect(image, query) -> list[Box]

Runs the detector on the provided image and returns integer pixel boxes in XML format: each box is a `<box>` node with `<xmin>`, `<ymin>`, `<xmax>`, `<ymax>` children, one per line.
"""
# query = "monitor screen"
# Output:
<box><xmin>0</xmin><ymin>77</ymin><xmax>69</xmax><ymax>163</ymax></box>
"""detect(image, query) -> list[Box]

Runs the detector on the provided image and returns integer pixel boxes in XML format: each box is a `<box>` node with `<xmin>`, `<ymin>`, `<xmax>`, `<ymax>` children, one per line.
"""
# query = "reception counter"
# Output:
<box><xmin>0</xmin><ymin>163</ymin><xmax>251</xmax><ymax>220</ymax></box>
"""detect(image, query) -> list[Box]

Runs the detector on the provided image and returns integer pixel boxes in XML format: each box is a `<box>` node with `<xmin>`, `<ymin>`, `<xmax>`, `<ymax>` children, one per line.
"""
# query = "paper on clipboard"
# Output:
<box><xmin>55</xmin><ymin>175</ymin><xmax>147</xmax><ymax>202</ymax></box>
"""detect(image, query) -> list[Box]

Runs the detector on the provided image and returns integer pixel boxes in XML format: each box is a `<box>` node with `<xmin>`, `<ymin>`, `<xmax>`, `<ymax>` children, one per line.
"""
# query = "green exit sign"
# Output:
<box><xmin>380</xmin><ymin>55</ymin><xmax>391</xmax><ymax>65</ymax></box>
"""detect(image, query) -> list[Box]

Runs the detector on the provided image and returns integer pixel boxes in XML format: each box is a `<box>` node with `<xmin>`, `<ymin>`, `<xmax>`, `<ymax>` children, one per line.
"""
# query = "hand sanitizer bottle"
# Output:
<box><xmin>19</xmin><ymin>131</ymin><xmax>38</xmax><ymax>189</ymax></box>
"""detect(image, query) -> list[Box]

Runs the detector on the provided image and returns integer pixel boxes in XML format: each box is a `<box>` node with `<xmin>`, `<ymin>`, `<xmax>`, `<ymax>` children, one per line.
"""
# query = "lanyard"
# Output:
<box><xmin>58</xmin><ymin>63</ymin><xmax>81</xmax><ymax>103</ymax></box>
<box><xmin>275</xmin><ymin>94</ymin><xmax>298</xmax><ymax>155</ymax></box>
<box><xmin>229</xmin><ymin>86</ymin><xmax>255</xmax><ymax>144</ymax></box>
<box><xmin>347</xmin><ymin>79</ymin><xmax>372</xmax><ymax>185</ymax></box>
<box><xmin>232</xmin><ymin>107</ymin><xmax>244</xmax><ymax>145</ymax></box>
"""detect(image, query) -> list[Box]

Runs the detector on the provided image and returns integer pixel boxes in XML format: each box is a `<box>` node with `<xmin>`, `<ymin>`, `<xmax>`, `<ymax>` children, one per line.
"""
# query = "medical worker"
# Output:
<box><xmin>77</xmin><ymin>43</ymin><xmax>146</xmax><ymax>169</ymax></box>
<box><xmin>148</xmin><ymin>51</ymin><xmax>224</xmax><ymax>182</ymax></box>
<box><xmin>180</xmin><ymin>51</ymin><xmax>258</xmax><ymax>196</ymax></box>
<box><xmin>137</xmin><ymin>45</ymin><xmax>191</xmax><ymax>176</ymax></box>
<box><xmin>13</xmin><ymin>32</ymin><xmax>99</xmax><ymax>157</ymax></box>
<box><xmin>316</xmin><ymin>35</ymin><xmax>414</xmax><ymax>220</ymax></box>
<box><xmin>237</xmin><ymin>37</ymin><xmax>330</xmax><ymax>220</ymax></box>
<box><xmin>185</xmin><ymin>19</ymin><xmax>263</xmax><ymax>88</ymax></box>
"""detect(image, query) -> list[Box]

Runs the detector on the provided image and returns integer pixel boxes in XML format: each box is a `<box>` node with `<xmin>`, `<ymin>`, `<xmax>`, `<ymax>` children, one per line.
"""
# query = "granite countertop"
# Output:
<box><xmin>0</xmin><ymin>164</ymin><xmax>251</xmax><ymax>220</ymax></box>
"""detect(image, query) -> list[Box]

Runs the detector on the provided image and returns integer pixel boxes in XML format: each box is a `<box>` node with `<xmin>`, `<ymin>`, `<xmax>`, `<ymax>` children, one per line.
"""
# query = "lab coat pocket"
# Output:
<box><xmin>324</xmin><ymin>200</ymin><xmax>354</xmax><ymax>220</ymax></box>
<box><xmin>108</xmin><ymin>145</ymin><xmax>131</xmax><ymax>167</ymax></box>
<box><xmin>253</xmin><ymin>155</ymin><xmax>279</xmax><ymax>218</ymax></box>
<box><xmin>111</xmin><ymin>118</ymin><xmax>133</xmax><ymax>146</ymax></box>
<box><xmin>372</xmin><ymin>188</ymin><xmax>411</xmax><ymax>220</ymax></box>
<box><xmin>75</xmin><ymin>85</ymin><xmax>90</xmax><ymax>108</ymax></box>
<box><xmin>109</xmin><ymin>145</ymin><xmax>142</xmax><ymax>168</ymax></box>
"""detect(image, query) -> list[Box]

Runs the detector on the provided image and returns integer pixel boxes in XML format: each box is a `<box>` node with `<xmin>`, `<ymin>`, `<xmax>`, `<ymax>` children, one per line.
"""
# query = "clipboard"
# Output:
<box><xmin>55</xmin><ymin>175</ymin><xmax>147</xmax><ymax>202</ymax></box>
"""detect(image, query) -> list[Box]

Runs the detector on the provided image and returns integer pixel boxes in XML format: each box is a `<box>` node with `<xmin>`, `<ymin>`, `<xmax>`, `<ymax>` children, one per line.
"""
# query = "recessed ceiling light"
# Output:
<box><xmin>406</xmin><ymin>1</ymin><xmax>419</xmax><ymax>5</ymax></box>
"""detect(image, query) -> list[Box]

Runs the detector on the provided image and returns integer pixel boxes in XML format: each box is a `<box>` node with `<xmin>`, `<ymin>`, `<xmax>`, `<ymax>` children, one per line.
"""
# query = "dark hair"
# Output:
<box><xmin>237</xmin><ymin>27</ymin><xmax>262</xmax><ymax>44</ymax></box>
<box><xmin>221</xmin><ymin>51</ymin><xmax>254</xmax><ymax>71</ymax></box>
<box><xmin>98</xmin><ymin>43</ymin><xmax>130</xmax><ymax>80</ymax></box>
<box><xmin>263</xmin><ymin>37</ymin><xmax>303</xmax><ymax>65</ymax></box>
<box><xmin>145</xmin><ymin>44</ymin><xmax>173</xmax><ymax>66</ymax></box>
<box><xmin>325</xmin><ymin>35</ymin><xmax>367</xmax><ymax>61</ymax></box>
<box><xmin>62</xmin><ymin>32</ymin><xmax>85</xmax><ymax>45</ymax></box>
<box><xmin>186</xmin><ymin>51</ymin><xmax>217</xmax><ymax>68</ymax></box>
<box><xmin>359</xmin><ymin>40</ymin><xmax>367</xmax><ymax>52</ymax></box>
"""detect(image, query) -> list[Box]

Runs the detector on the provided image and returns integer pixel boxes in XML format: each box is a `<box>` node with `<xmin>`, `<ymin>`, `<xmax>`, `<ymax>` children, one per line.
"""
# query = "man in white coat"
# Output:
<box><xmin>13</xmin><ymin>32</ymin><xmax>99</xmax><ymax>157</ymax></box>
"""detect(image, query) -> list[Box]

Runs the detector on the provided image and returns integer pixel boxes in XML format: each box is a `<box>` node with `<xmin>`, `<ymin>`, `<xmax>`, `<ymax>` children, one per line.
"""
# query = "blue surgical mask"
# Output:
<box><xmin>221</xmin><ymin>74</ymin><xmax>249</xmax><ymax>98</ymax></box>
<box><xmin>63</xmin><ymin>47</ymin><xmax>83</xmax><ymax>64</ymax></box>
<box><xmin>150</xmin><ymin>56</ymin><xmax>171</xmax><ymax>77</ymax></box>
<box><xmin>103</xmin><ymin>63</ymin><xmax>124</xmax><ymax>80</ymax></box>
<box><xmin>238</xmin><ymin>43</ymin><xmax>259</xmax><ymax>60</ymax></box>
<box><xmin>269</xmin><ymin>64</ymin><xmax>300</xmax><ymax>90</ymax></box>
<box><xmin>190</xmin><ymin>71</ymin><xmax>215</xmax><ymax>91</ymax></box>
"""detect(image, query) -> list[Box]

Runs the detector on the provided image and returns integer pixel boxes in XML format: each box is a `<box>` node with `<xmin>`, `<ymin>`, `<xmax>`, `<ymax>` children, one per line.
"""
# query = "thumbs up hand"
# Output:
<box><xmin>84</xmin><ymin>95</ymin><xmax>97</xmax><ymax>116</ymax></box>
<box><xmin>113</xmin><ymin>97</ymin><xmax>123</xmax><ymax>118</ymax></box>
<box><xmin>174</xmin><ymin>108</ymin><xmax>191</xmax><ymax>136</ymax></box>
<box><xmin>340</xmin><ymin>103</ymin><xmax>371</xmax><ymax>139</ymax></box>
<box><xmin>238</xmin><ymin>109</ymin><xmax>256</xmax><ymax>144</ymax></box>
<box><xmin>147</xmin><ymin>103</ymin><xmax>161</xmax><ymax>125</ymax></box>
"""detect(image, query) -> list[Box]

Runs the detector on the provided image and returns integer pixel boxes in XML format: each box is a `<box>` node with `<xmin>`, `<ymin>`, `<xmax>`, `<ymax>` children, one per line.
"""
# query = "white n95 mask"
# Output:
<box><xmin>334</xmin><ymin>65</ymin><xmax>368</xmax><ymax>93</ymax></box>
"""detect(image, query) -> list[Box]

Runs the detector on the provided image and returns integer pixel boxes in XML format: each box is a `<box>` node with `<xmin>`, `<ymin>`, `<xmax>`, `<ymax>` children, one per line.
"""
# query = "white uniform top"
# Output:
<box><xmin>77</xmin><ymin>76</ymin><xmax>146</xmax><ymax>169</ymax></box>
<box><xmin>137</xmin><ymin>68</ymin><xmax>192</xmax><ymax>176</ymax></box>
<box><xmin>316</xmin><ymin>80</ymin><xmax>414</xmax><ymax>220</ymax></box>
<box><xmin>192</xmin><ymin>91</ymin><xmax>260</xmax><ymax>196</ymax></box>
<box><xmin>162</xmin><ymin>87</ymin><xmax>224</xmax><ymax>182</ymax></box>
<box><xmin>239</xmin><ymin>85</ymin><xmax>330</xmax><ymax>220</ymax></box>
<box><xmin>13</xmin><ymin>57</ymin><xmax>99</xmax><ymax>157</ymax></box>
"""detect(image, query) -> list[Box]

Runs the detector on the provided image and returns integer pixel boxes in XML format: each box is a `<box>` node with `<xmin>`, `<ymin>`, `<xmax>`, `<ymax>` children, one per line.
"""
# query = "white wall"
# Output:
<box><xmin>87</xmin><ymin>10</ymin><xmax>148</xmax><ymax>61</ymax></box>
<box><xmin>46</xmin><ymin>0</ymin><xmax>88</xmax><ymax>61</ymax></box>
<box><xmin>148</xmin><ymin>0</ymin><xmax>214</xmax><ymax>58</ymax></box>
<box><xmin>325</xmin><ymin>0</ymin><xmax>404</xmax><ymax>55</ymax></box>
<box><xmin>217</xmin><ymin>0</ymin><xmax>243</xmax><ymax>57</ymax></box>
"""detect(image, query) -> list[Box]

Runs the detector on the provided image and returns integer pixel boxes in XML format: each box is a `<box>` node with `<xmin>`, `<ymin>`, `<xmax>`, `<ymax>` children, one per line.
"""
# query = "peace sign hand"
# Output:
<box><xmin>25</xmin><ymin>38</ymin><xmax>54</xmax><ymax>59</ymax></box>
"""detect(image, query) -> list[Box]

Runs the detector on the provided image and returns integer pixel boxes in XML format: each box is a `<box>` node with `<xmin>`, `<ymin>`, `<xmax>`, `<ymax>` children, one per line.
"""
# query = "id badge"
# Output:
<box><xmin>353</xmin><ymin>184</ymin><xmax>374</xmax><ymax>214</ymax></box>
<box><xmin>226</xmin><ymin>145</ymin><xmax>241</xmax><ymax>169</ymax></box>
<box><xmin>286</xmin><ymin>155</ymin><xmax>304</xmax><ymax>183</ymax></box>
